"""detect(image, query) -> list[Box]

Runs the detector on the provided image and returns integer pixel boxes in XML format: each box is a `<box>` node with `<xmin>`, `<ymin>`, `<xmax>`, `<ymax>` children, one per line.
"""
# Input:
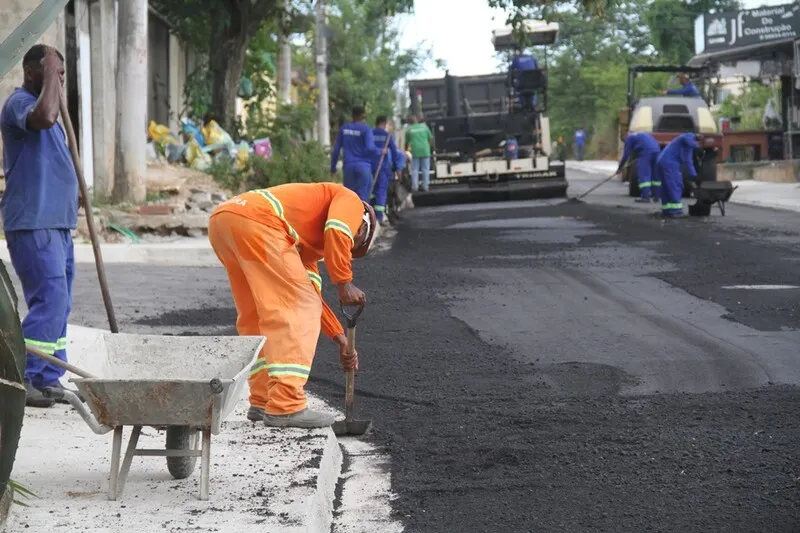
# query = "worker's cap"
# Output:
<box><xmin>352</xmin><ymin>202</ymin><xmax>378</xmax><ymax>259</ymax></box>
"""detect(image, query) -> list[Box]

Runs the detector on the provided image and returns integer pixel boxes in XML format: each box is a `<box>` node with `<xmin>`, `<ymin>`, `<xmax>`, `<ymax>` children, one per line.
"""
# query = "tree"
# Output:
<box><xmin>151</xmin><ymin>0</ymin><xmax>283</xmax><ymax>130</ymax></box>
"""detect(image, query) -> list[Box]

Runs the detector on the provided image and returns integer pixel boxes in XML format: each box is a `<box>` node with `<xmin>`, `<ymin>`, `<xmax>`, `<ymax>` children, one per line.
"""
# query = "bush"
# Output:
<box><xmin>207</xmin><ymin>130</ymin><xmax>335</xmax><ymax>194</ymax></box>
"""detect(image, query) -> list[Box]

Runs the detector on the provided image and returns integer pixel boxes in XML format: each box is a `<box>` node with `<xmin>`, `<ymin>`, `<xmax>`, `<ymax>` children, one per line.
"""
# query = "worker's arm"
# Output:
<box><xmin>681</xmin><ymin>138</ymin><xmax>698</xmax><ymax>178</ymax></box>
<box><xmin>323</xmin><ymin>188</ymin><xmax>365</xmax><ymax>291</ymax></box>
<box><xmin>365</xmin><ymin>127</ymin><xmax>380</xmax><ymax>158</ymax></box>
<box><xmin>330</xmin><ymin>128</ymin><xmax>343</xmax><ymax>173</ymax></box>
<box><xmin>28</xmin><ymin>49</ymin><xmax>63</xmax><ymax>130</ymax></box>
<box><xmin>427</xmin><ymin>125</ymin><xmax>434</xmax><ymax>149</ymax></box>
<box><xmin>305</xmin><ymin>261</ymin><xmax>345</xmax><ymax>340</ymax></box>
<box><xmin>666</xmin><ymin>84</ymin><xmax>700</xmax><ymax>97</ymax></box>
<box><xmin>618</xmin><ymin>137</ymin><xmax>633</xmax><ymax>172</ymax></box>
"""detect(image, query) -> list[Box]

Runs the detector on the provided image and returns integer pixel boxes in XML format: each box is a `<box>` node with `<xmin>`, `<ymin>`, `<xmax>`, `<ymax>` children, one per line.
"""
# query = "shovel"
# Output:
<box><xmin>331</xmin><ymin>302</ymin><xmax>372</xmax><ymax>437</ymax></box>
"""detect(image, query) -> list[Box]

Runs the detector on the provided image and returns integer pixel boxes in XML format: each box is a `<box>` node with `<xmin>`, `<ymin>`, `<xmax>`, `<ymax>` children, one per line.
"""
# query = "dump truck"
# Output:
<box><xmin>404</xmin><ymin>21</ymin><xmax>567</xmax><ymax>206</ymax></box>
<box><xmin>618</xmin><ymin>65</ymin><xmax>723</xmax><ymax>198</ymax></box>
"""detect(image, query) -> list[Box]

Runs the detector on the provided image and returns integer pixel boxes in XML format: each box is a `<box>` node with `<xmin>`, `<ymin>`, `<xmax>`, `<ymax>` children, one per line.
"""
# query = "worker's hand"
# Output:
<box><xmin>335</xmin><ymin>334</ymin><xmax>359</xmax><ymax>371</ymax></box>
<box><xmin>41</xmin><ymin>47</ymin><xmax>65</xmax><ymax>86</ymax></box>
<box><xmin>338</xmin><ymin>282</ymin><xmax>366</xmax><ymax>306</ymax></box>
<box><xmin>661</xmin><ymin>90</ymin><xmax>668</xmax><ymax>95</ymax></box>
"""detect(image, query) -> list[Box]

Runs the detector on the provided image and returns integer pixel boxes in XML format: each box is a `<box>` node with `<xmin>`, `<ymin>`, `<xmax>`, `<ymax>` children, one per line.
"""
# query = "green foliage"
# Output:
<box><xmin>207</xmin><ymin>131</ymin><xmax>332</xmax><ymax>193</ymax></box>
<box><xmin>717</xmin><ymin>81</ymin><xmax>779</xmax><ymax>130</ymax></box>
<box><xmin>296</xmin><ymin>0</ymin><xmax>427</xmax><ymax>136</ymax></box>
<box><xmin>8</xmin><ymin>480</ymin><xmax>37</xmax><ymax>507</ymax></box>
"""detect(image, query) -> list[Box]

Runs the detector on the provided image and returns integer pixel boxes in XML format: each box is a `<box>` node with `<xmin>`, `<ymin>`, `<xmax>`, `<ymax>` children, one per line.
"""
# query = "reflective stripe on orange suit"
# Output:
<box><xmin>207</xmin><ymin>183</ymin><xmax>363</xmax><ymax>415</ymax></box>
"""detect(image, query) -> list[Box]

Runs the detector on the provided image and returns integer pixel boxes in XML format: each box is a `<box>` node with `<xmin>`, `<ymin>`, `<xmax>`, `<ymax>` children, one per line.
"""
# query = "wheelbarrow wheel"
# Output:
<box><xmin>165</xmin><ymin>426</ymin><xmax>199</xmax><ymax>480</ymax></box>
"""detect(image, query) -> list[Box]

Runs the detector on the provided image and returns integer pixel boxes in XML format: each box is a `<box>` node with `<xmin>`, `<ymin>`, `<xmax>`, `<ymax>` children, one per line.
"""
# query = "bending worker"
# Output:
<box><xmin>331</xmin><ymin>106</ymin><xmax>381</xmax><ymax>201</ymax></box>
<box><xmin>208</xmin><ymin>183</ymin><xmax>378</xmax><ymax>428</ymax></box>
<box><xmin>617</xmin><ymin>132</ymin><xmax>662</xmax><ymax>203</ymax></box>
<box><xmin>0</xmin><ymin>45</ymin><xmax>82</xmax><ymax>408</ymax></box>
<box><xmin>662</xmin><ymin>73</ymin><xmax>701</xmax><ymax>98</ymax></box>
<box><xmin>655</xmin><ymin>132</ymin><xmax>700</xmax><ymax>218</ymax></box>
<box><xmin>371</xmin><ymin>115</ymin><xmax>402</xmax><ymax>227</ymax></box>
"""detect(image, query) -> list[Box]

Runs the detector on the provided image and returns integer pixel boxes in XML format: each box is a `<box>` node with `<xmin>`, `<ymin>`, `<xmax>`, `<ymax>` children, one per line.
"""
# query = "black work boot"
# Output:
<box><xmin>25</xmin><ymin>381</ymin><xmax>55</xmax><ymax>408</ymax></box>
<box><xmin>247</xmin><ymin>405</ymin><xmax>266</xmax><ymax>422</ymax></box>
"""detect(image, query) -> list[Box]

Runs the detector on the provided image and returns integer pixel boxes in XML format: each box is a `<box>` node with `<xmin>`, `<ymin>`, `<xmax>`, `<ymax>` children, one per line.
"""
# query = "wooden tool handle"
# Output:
<box><xmin>58</xmin><ymin>94</ymin><xmax>119</xmax><ymax>333</ymax></box>
<box><xmin>344</xmin><ymin>326</ymin><xmax>356</xmax><ymax>421</ymax></box>
<box><xmin>26</xmin><ymin>344</ymin><xmax>95</xmax><ymax>379</ymax></box>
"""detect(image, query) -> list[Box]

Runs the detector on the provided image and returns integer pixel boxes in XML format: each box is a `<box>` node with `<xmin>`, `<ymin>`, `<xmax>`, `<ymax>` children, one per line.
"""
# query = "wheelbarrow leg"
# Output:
<box><xmin>114</xmin><ymin>425</ymin><xmax>142</xmax><ymax>500</ymax></box>
<box><xmin>108</xmin><ymin>426</ymin><xmax>123</xmax><ymax>501</ymax></box>
<box><xmin>199</xmin><ymin>427</ymin><xmax>212</xmax><ymax>500</ymax></box>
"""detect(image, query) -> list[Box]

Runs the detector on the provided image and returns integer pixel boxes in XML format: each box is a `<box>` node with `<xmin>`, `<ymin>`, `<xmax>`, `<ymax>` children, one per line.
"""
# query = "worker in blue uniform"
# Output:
<box><xmin>617</xmin><ymin>132</ymin><xmax>662</xmax><ymax>203</ymax></box>
<box><xmin>510</xmin><ymin>52</ymin><xmax>538</xmax><ymax>109</ymax></box>
<box><xmin>662</xmin><ymin>73</ymin><xmax>701</xmax><ymax>98</ymax></box>
<box><xmin>370</xmin><ymin>115</ymin><xmax>402</xmax><ymax>227</ymax></box>
<box><xmin>0</xmin><ymin>45</ymin><xmax>82</xmax><ymax>408</ymax></box>
<box><xmin>655</xmin><ymin>132</ymin><xmax>700</xmax><ymax>217</ymax></box>
<box><xmin>331</xmin><ymin>106</ymin><xmax>381</xmax><ymax>201</ymax></box>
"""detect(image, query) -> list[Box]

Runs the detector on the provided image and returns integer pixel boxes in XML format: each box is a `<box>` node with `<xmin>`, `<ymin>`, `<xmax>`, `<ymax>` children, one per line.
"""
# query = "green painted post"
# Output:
<box><xmin>0</xmin><ymin>0</ymin><xmax>70</xmax><ymax>78</ymax></box>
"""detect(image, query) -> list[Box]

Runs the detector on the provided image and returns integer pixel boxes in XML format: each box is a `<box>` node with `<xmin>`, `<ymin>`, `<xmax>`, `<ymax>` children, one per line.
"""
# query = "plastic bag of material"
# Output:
<box><xmin>148</xmin><ymin>120</ymin><xmax>179</xmax><ymax>148</ymax></box>
<box><xmin>181</xmin><ymin>118</ymin><xmax>205</xmax><ymax>147</ymax></box>
<box><xmin>253</xmin><ymin>138</ymin><xmax>272</xmax><ymax>160</ymax></box>
<box><xmin>185</xmin><ymin>138</ymin><xmax>211</xmax><ymax>171</ymax></box>
<box><xmin>235</xmin><ymin>142</ymin><xmax>250</xmax><ymax>171</ymax></box>
<box><xmin>202</xmin><ymin>120</ymin><xmax>234</xmax><ymax>149</ymax></box>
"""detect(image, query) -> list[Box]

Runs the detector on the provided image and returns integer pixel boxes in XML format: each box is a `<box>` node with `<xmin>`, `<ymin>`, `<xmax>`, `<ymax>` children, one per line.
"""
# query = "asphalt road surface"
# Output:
<box><xmin>57</xmin><ymin>168</ymin><xmax>800</xmax><ymax>532</ymax></box>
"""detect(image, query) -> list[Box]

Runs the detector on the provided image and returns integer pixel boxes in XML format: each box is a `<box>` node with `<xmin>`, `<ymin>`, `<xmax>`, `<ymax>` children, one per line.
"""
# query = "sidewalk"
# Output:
<box><xmin>567</xmin><ymin>160</ymin><xmax>800</xmax><ymax>214</ymax></box>
<box><xmin>0</xmin><ymin>224</ymin><xmax>386</xmax><ymax>267</ymax></box>
<box><xmin>4</xmin><ymin>325</ymin><xmax>344</xmax><ymax>533</ymax></box>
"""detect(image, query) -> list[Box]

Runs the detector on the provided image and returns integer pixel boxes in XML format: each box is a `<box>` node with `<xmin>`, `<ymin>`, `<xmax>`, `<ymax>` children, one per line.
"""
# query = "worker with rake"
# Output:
<box><xmin>208</xmin><ymin>183</ymin><xmax>378</xmax><ymax>428</ymax></box>
<box><xmin>616</xmin><ymin>131</ymin><xmax>662</xmax><ymax>203</ymax></box>
<box><xmin>371</xmin><ymin>115</ymin><xmax>402</xmax><ymax>227</ymax></box>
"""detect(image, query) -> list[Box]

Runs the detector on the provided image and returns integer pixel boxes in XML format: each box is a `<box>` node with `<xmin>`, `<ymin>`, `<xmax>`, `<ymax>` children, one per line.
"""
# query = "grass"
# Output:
<box><xmin>7</xmin><ymin>480</ymin><xmax>37</xmax><ymax>507</ymax></box>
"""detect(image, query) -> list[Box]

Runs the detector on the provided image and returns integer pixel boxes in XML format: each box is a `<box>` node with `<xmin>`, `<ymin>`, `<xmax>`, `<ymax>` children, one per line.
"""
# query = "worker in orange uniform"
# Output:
<box><xmin>208</xmin><ymin>182</ymin><xmax>378</xmax><ymax>428</ymax></box>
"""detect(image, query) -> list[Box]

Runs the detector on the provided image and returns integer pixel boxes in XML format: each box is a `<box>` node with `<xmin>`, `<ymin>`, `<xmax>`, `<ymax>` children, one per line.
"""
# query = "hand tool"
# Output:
<box><xmin>26</xmin><ymin>344</ymin><xmax>95</xmax><ymax>378</ymax></box>
<box><xmin>567</xmin><ymin>160</ymin><xmax>632</xmax><ymax>203</ymax></box>
<box><xmin>369</xmin><ymin>132</ymin><xmax>393</xmax><ymax>198</ymax></box>
<box><xmin>59</xmin><ymin>93</ymin><xmax>119</xmax><ymax>332</ymax></box>
<box><xmin>331</xmin><ymin>302</ymin><xmax>372</xmax><ymax>437</ymax></box>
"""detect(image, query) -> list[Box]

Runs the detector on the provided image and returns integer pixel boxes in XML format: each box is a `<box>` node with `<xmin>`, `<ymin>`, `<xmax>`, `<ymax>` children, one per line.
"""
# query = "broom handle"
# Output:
<box><xmin>59</xmin><ymin>94</ymin><xmax>119</xmax><ymax>333</ymax></box>
<box><xmin>369</xmin><ymin>133</ymin><xmax>393</xmax><ymax>198</ymax></box>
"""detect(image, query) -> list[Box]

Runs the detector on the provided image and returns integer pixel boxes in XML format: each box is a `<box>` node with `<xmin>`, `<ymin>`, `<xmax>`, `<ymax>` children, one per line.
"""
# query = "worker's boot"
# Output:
<box><xmin>25</xmin><ymin>381</ymin><xmax>54</xmax><ymax>408</ymax></box>
<box><xmin>635</xmin><ymin>197</ymin><xmax>650</xmax><ymax>203</ymax></box>
<box><xmin>263</xmin><ymin>408</ymin><xmax>335</xmax><ymax>429</ymax></box>
<box><xmin>247</xmin><ymin>405</ymin><xmax>266</xmax><ymax>422</ymax></box>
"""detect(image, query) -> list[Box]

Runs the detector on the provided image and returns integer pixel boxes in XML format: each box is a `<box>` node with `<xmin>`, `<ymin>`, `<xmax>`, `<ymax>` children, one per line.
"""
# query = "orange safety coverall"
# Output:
<box><xmin>207</xmin><ymin>182</ymin><xmax>364</xmax><ymax>415</ymax></box>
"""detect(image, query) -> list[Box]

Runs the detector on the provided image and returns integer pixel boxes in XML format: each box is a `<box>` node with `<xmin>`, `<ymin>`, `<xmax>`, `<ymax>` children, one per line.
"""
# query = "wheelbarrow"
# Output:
<box><xmin>41</xmin><ymin>333</ymin><xmax>265</xmax><ymax>501</ymax></box>
<box><xmin>687</xmin><ymin>180</ymin><xmax>738</xmax><ymax>216</ymax></box>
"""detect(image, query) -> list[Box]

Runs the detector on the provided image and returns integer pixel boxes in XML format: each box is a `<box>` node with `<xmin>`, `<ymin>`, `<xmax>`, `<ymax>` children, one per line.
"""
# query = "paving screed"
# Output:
<box><xmin>38</xmin><ymin>190</ymin><xmax>800</xmax><ymax>533</ymax></box>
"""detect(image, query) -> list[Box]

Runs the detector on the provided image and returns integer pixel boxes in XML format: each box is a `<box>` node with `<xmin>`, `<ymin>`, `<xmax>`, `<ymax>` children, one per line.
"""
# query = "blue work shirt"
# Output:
<box><xmin>575</xmin><ymin>129</ymin><xmax>587</xmax><ymax>147</ymax></box>
<box><xmin>372</xmin><ymin>127</ymin><xmax>401</xmax><ymax>173</ymax></box>
<box><xmin>330</xmin><ymin>122</ymin><xmax>379</xmax><ymax>173</ymax></box>
<box><xmin>667</xmin><ymin>83</ymin><xmax>701</xmax><ymax>97</ymax></box>
<box><xmin>618</xmin><ymin>132</ymin><xmax>661</xmax><ymax>172</ymax></box>
<box><xmin>511</xmin><ymin>54</ymin><xmax>538</xmax><ymax>71</ymax></box>
<box><xmin>657</xmin><ymin>133</ymin><xmax>698</xmax><ymax>177</ymax></box>
<box><xmin>0</xmin><ymin>88</ymin><xmax>78</xmax><ymax>231</ymax></box>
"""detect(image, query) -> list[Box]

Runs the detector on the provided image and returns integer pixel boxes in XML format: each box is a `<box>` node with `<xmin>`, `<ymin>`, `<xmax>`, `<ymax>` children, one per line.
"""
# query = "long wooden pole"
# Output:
<box><xmin>59</xmin><ymin>95</ymin><xmax>119</xmax><ymax>333</ymax></box>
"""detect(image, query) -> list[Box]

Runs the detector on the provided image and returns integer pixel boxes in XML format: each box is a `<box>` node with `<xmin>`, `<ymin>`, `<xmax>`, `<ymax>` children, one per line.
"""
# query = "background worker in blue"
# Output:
<box><xmin>331</xmin><ymin>106</ymin><xmax>381</xmax><ymax>201</ymax></box>
<box><xmin>617</xmin><ymin>132</ymin><xmax>662</xmax><ymax>203</ymax></box>
<box><xmin>0</xmin><ymin>44</ymin><xmax>82</xmax><ymax>408</ymax></box>
<box><xmin>662</xmin><ymin>73</ymin><xmax>701</xmax><ymax>98</ymax></box>
<box><xmin>510</xmin><ymin>51</ymin><xmax>538</xmax><ymax>109</ymax></box>
<box><xmin>655</xmin><ymin>132</ymin><xmax>700</xmax><ymax>218</ymax></box>
<box><xmin>370</xmin><ymin>115</ymin><xmax>402</xmax><ymax>227</ymax></box>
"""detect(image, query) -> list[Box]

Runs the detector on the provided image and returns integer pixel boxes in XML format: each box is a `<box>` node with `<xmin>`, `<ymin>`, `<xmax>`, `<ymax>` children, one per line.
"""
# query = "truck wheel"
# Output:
<box><xmin>166</xmin><ymin>426</ymin><xmax>199</xmax><ymax>480</ymax></box>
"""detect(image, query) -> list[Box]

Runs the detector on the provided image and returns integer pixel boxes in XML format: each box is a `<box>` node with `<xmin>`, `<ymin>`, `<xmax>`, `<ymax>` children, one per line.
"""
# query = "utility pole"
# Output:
<box><xmin>277</xmin><ymin>0</ymin><xmax>292</xmax><ymax>105</ymax></box>
<box><xmin>114</xmin><ymin>0</ymin><xmax>148</xmax><ymax>204</ymax></box>
<box><xmin>89</xmin><ymin>0</ymin><xmax>116</xmax><ymax>201</ymax></box>
<box><xmin>315</xmin><ymin>0</ymin><xmax>330</xmax><ymax>148</ymax></box>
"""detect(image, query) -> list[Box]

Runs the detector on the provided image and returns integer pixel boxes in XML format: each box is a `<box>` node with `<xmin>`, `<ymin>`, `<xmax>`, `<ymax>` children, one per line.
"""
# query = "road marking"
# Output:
<box><xmin>722</xmin><ymin>285</ymin><xmax>800</xmax><ymax>290</ymax></box>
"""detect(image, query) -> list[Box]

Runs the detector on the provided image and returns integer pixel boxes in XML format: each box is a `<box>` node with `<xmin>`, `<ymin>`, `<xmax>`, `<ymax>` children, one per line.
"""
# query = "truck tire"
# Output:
<box><xmin>166</xmin><ymin>426</ymin><xmax>199</xmax><ymax>480</ymax></box>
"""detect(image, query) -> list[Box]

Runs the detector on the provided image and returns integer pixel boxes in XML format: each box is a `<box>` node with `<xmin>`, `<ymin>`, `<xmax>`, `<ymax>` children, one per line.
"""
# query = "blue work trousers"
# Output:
<box><xmin>637</xmin><ymin>153</ymin><xmax>661</xmax><ymax>200</ymax></box>
<box><xmin>657</xmin><ymin>162</ymin><xmax>684</xmax><ymax>215</ymax></box>
<box><xmin>343</xmin><ymin>164</ymin><xmax>373</xmax><ymax>202</ymax></box>
<box><xmin>411</xmin><ymin>157</ymin><xmax>430</xmax><ymax>191</ymax></box>
<box><xmin>371</xmin><ymin>169</ymin><xmax>392</xmax><ymax>222</ymax></box>
<box><xmin>575</xmin><ymin>145</ymin><xmax>585</xmax><ymax>161</ymax></box>
<box><xmin>6</xmin><ymin>229</ymin><xmax>74</xmax><ymax>388</ymax></box>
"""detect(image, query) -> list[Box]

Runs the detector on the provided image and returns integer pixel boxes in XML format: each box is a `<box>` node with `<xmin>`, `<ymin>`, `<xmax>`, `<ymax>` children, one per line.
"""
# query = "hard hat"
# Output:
<box><xmin>353</xmin><ymin>202</ymin><xmax>378</xmax><ymax>259</ymax></box>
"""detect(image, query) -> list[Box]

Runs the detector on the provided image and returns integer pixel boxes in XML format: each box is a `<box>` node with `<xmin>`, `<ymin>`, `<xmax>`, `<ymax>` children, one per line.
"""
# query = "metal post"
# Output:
<box><xmin>108</xmin><ymin>426</ymin><xmax>123</xmax><ymax>500</ymax></box>
<box><xmin>199</xmin><ymin>428</ymin><xmax>212</xmax><ymax>501</ymax></box>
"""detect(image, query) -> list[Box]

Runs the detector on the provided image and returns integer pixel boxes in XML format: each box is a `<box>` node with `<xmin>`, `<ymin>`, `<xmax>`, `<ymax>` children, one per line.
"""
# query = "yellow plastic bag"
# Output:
<box><xmin>148</xmin><ymin>120</ymin><xmax>178</xmax><ymax>147</ymax></box>
<box><xmin>201</xmin><ymin>120</ymin><xmax>234</xmax><ymax>147</ymax></box>
<box><xmin>234</xmin><ymin>143</ymin><xmax>250</xmax><ymax>171</ymax></box>
<box><xmin>185</xmin><ymin>138</ymin><xmax>212</xmax><ymax>171</ymax></box>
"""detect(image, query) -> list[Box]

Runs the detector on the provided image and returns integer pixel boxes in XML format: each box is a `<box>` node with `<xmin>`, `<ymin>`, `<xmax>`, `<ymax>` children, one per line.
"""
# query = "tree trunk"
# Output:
<box><xmin>208</xmin><ymin>30</ymin><xmax>248</xmax><ymax>132</ymax></box>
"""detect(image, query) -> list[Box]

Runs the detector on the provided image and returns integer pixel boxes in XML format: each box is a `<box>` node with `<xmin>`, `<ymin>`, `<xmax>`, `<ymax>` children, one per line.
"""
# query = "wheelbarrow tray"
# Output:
<box><xmin>70</xmin><ymin>333</ymin><xmax>265</xmax><ymax>435</ymax></box>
